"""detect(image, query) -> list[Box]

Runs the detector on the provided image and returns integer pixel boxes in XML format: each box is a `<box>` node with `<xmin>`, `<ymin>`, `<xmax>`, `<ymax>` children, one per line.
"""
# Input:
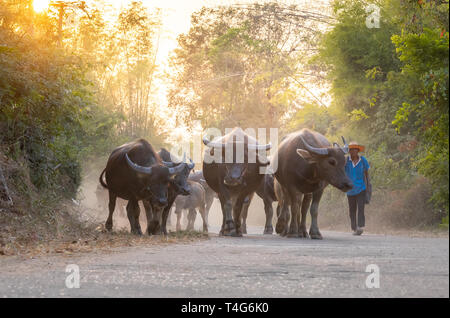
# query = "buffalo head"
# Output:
<box><xmin>161</xmin><ymin>152</ymin><xmax>195</xmax><ymax>196</ymax></box>
<box><xmin>125</xmin><ymin>153</ymin><xmax>186</xmax><ymax>207</ymax></box>
<box><xmin>203</xmin><ymin>134</ymin><xmax>271</xmax><ymax>187</ymax></box>
<box><xmin>296</xmin><ymin>136</ymin><xmax>353</xmax><ymax>192</ymax></box>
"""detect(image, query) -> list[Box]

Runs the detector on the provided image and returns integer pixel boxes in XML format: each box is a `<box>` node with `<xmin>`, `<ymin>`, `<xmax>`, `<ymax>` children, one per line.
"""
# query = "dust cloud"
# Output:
<box><xmin>77</xmin><ymin>161</ymin><xmax>270</xmax><ymax>233</ymax></box>
<box><xmin>77</xmin><ymin>165</ymin><xmax>444</xmax><ymax>236</ymax></box>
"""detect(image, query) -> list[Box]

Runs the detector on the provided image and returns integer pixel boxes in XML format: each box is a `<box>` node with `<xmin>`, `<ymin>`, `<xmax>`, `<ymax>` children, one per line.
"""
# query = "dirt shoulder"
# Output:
<box><xmin>0</xmin><ymin>229</ymin><xmax>209</xmax><ymax>257</ymax></box>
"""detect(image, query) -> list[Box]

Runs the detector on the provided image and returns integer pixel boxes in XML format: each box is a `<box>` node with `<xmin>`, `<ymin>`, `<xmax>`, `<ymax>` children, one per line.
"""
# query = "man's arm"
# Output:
<box><xmin>363</xmin><ymin>157</ymin><xmax>370</xmax><ymax>185</ymax></box>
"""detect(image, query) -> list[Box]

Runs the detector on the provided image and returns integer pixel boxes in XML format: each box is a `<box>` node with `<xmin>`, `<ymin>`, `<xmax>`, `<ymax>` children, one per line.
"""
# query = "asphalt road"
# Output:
<box><xmin>0</xmin><ymin>226</ymin><xmax>448</xmax><ymax>298</ymax></box>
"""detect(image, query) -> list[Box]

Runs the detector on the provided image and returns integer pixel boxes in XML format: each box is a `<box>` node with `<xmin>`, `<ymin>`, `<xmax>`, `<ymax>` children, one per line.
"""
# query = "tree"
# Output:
<box><xmin>315</xmin><ymin>0</ymin><xmax>449</xmax><ymax>221</ymax></box>
<box><xmin>168</xmin><ymin>3</ymin><xmax>330</xmax><ymax>132</ymax></box>
<box><xmin>391</xmin><ymin>0</ymin><xmax>449</xmax><ymax>214</ymax></box>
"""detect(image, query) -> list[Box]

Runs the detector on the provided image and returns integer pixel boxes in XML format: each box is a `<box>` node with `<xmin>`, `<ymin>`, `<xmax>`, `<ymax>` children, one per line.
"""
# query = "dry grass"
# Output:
<box><xmin>0</xmin><ymin>150</ymin><xmax>208</xmax><ymax>257</ymax></box>
<box><xmin>0</xmin><ymin>227</ymin><xmax>209</xmax><ymax>257</ymax></box>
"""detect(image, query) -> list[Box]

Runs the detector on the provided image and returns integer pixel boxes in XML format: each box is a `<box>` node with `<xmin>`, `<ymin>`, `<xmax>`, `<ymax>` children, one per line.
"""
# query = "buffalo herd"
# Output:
<box><xmin>98</xmin><ymin>127</ymin><xmax>353</xmax><ymax>239</ymax></box>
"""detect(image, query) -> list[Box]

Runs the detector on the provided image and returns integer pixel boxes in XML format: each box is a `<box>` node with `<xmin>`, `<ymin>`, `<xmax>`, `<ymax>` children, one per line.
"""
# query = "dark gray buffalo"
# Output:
<box><xmin>273</xmin><ymin>129</ymin><xmax>353</xmax><ymax>239</ymax></box>
<box><xmin>202</xmin><ymin>127</ymin><xmax>271</xmax><ymax>236</ymax></box>
<box><xmin>173</xmin><ymin>180</ymin><xmax>208</xmax><ymax>232</ymax></box>
<box><xmin>143</xmin><ymin>148</ymin><xmax>195</xmax><ymax>235</ymax></box>
<box><xmin>99</xmin><ymin>139</ymin><xmax>186</xmax><ymax>234</ymax></box>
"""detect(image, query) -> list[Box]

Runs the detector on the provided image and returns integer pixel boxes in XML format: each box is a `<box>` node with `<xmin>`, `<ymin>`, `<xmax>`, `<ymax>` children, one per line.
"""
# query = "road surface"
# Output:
<box><xmin>0</xmin><ymin>226</ymin><xmax>448</xmax><ymax>297</ymax></box>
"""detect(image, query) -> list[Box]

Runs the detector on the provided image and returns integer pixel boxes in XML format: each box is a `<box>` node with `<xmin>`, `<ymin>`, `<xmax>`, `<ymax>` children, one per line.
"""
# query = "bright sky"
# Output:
<box><xmin>33</xmin><ymin>0</ymin><xmax>332</xmax><ymax>142</ymax></box>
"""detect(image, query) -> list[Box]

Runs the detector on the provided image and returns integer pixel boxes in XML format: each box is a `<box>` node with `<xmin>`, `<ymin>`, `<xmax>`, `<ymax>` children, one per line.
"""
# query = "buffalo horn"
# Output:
<box><xmin>341</xmin><ymin>136</ymin><xmax>349</xmax><ymax>154</ymax></box>
<box><xmin>188</xmin><ymin>158</ymin><xmax>195</xmax><ymax>169</ymax></box>
<box><xmin>202</xmin><ymin>136</ymin><xmax>225</xmax><ymax>148</ymax></box>
<box><xmin>248</xmin><ymin>142</ymin><xmax>272</xmax><ymax>151</ymax></box>
<box><xmin>125</xmin><ymin>153</ymin><xmax>152</xmax><ymax>174</ymax></box>
<box><xmin>161</xmin><ymin>160</ymin><xmax>176</xmax><ymax>167</ymax></box>
<box><xmin>168</xmin><ymin>162</ymin><xmax>185</xmax><ymax>175</ymax></box>
<box><xmin>299</xmin><ymin>135</ymin><xmax>329</xmax><ymax>156</ymax></box>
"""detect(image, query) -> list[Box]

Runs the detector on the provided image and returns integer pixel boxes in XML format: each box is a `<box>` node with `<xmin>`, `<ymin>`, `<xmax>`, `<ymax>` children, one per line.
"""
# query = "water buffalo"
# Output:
<box><xmin>99</xmin><ymin>139</ymin><xmax>186</xmax><ymax>234</ymax></box>
<box><xmin>143</xmin><ymin>148</ymin><xmax>195</xmax><ymax>235</ymax></box>
<box><xmin>273</xmin><ymin>128</ymin><xmax>353</xmax><ymax>239</ymax></box>
<box><xmin>173</xmin><ymin>180</ymin><xmax>208</xmax><ymax>232</ymax></box>
<box><xmin>188</xmin><ymin>170</ymin><xmax>216</xmax><ymax>216</ymax></box>
<box><xmin>202</xmin><ymin>127</ymin><xmax>271</xmax><ymax>236</ymax></box>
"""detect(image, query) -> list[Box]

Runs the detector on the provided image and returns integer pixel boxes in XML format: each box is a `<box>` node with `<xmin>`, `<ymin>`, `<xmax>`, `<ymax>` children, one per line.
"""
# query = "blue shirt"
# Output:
<box><xmin>345</xmin><ymin>156</ymin><xmax>370</xmax><ymax>196</ymax></box>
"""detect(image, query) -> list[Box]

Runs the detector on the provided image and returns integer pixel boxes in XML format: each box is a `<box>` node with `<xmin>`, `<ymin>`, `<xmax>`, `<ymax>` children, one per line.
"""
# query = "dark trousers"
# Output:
<box><xmin>347</xmin><ymin>190</ymin><xmax>366</xmax><ymax>230</ymax></box>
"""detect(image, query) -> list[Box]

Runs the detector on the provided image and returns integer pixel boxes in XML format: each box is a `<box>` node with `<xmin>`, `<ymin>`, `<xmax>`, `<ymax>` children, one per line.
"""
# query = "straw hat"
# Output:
<box><xmin>348</xmin><ymin>141</ymin><xmax>365</xmax><ymax>152</ymax></box>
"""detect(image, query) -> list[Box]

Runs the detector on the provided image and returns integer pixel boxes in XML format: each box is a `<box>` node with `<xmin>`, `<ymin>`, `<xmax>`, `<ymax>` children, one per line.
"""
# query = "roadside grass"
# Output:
<box><xmin>0</xmin><ymin>151</ymin><xmax>209</xmax><ymax>257</ymax></box>
<box><xmin>0</xmin><ymin>223</ymin><xmax>210</xmax><ymax>257</ymax></box>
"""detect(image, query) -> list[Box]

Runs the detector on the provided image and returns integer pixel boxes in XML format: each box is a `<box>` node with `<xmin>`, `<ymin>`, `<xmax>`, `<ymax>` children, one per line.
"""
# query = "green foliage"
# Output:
<box><xmin>0</xmin><ymin>0</ymin><xmax>123</xmax><ymax>198</ymax></box>
<box><xmin>285</xmin><ymin>103</ymin><xmax>333</xmax><ymax>136</ymax></box>
<box><xmin>311</xmin><ymin>0</ymin><xmax>449</xmax><ymax>223</ymax></box>
<box><xmin>391</xmin><ymin>25</ymin><xmax>449</xmax><ymax>215</ymax></box>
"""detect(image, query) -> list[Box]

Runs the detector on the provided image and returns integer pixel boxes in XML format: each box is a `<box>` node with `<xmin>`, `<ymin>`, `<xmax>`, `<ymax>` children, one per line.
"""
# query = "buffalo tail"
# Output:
<box><xmin>99</xmin><ymin>169</ymin><xmax>108</xmax><ymax>189</ymax></box>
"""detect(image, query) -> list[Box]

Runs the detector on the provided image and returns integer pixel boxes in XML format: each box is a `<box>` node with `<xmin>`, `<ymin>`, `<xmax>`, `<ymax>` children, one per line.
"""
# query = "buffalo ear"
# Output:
<box><xmin>296</xmin><ymin>149</ymin><xmax>318</xmax><ymax>163</ymax></box>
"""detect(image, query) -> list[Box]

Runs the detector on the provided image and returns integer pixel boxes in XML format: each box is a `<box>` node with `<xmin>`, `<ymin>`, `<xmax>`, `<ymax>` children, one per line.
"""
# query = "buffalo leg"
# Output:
<box><xmin>143</xmin><ymin>200</ymin><xmax>153</xmax><ymax>235</ymax></box>
<box><xmin>299</xmin><ymin>193</ymin><xmax>312</xmax><ymax>238</ymax></box>
<box><xmin>199</xmin><ymin>204</ymin><xmax>208</xmax><ymax>233</ymax></box>
<box><xmin>287</xmin><ymin>191</ymin><xmax>303</xmax><ymax>238</ymax></box>
<box><xmin>160</xmin><ymin>206</ymin><xmax>171</xmax><ymax>235</ymax></box>
<box><xmin>232</xmin><ymin>196</ymin><xmax>246</xmax><ymax>237</ymax></box>
<box><xmin>218</xmin><ymin>194</ymin><xmax>235</xmax><ymax>236</ymax></box>
<box><xmin>263</xmin><ymin>198</ymin><xmax>274</xmax><ymax>234</ymax></box>
<box><xmin>309</xmin><ymin>189</ymin><xmax>324</xmax><ymax>239</ymax></box>
<box><xmin>175</xmin><ymin>207</ymin><xmax>183</xmax><ymax>231</ymax></box>
<box><xmin>275</xmin><ymin>203</ymin><xmax>288</xmax><ymax>235</ymax></box>
<box><xmin>187</xmin><ymin>208</ymin><xmax>196</xmax><ymax>231</ymax></box>
<box><xmin>275</xmin><ymin>184</ymin><xmax>290</xmax><ymax>236</ymax></box>
<box><xmin>220</xmin><ymin>204</ymin><xmax>226</xmax><ymax>235</ymax></box>
<box><xmin>205</xmin><ymin>192</ymin><xmax>214</xmax><ymax>221</ymax></box>
<box><xmin>160</xmin><ymin>195</ymin><xmax>176</xmax><ymax>235</ymax></box>
<box><xmin>240</xmin><ymin>196</ymin><xmax>251</xmax><ymax>235</ymax></box>
<box><xmin>150</xmin><ymin>207</ymin><xmax>162</xmax><ymax>235</ymax></box>
<box><xmin>105</xmin><ymin>191</ymin><xmax>117</xmax><ymax>231</ymax></box>
<box><xmin>126</xmin><ymin>199</ymin><xmax>142</xmax><ymax>235</ymax></box>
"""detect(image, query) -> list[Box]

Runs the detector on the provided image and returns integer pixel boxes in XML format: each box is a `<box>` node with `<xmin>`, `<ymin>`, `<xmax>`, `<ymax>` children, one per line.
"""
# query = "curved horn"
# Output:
<box><xmin>203</xmin><ymin>135</ymin><xmax>225</xmax><ymax>148</ymax></box>
<box><xmin>257</xmin><ymin>154</ymin><xmax>270</xmax><ymax>166</ymax></box>
<box><xmin>299</xmin><ymin>135</ymin><xmax>329</xmax><ymax>156</ymax></box>
<box><xmin>188</xmin><ymin>158</ymin><xmax>195</xmax><ymax>169</ymax></box>
<box><xmin>161</xmin><ymin>160</ymin><xmax>176</xmax><ymax>167</ymax></box>
<box><xmin>248</xmin><ymin>142</ymin><xmax>272</xmax><ymax>151</ymax></box>
<box><xmin>341</xmin><ymin>136</ymin><xmax>349</xmax><ymax>154</ymax></box>
<box><xmin>168</xmin><ymin>162</ymin><xmax>185</xmax><ymax>175</ymax></box>
<box><xmin>125</xmin><ymin>153</ymin><xmax>152</xmax><ymax>174</ymax></box>
<box><xmin>333</xmin><ymin>142</ymin><xmax>340</xmax><ymax>148</ymax></box>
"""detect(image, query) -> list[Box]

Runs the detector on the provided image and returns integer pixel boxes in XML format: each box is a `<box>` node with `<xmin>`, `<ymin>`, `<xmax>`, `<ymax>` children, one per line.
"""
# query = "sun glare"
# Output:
<box><xmin>33</xmin><ymin>0</ymin><xmax>50</xmax><ymax>13</ymax></box>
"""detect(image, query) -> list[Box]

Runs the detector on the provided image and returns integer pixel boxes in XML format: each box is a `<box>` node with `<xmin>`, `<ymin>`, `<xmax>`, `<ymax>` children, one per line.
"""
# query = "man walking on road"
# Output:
<box><xmin>345</xmin><ymin>141</ymin><xmax>371</xmax><ymax>236</ymax></box>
